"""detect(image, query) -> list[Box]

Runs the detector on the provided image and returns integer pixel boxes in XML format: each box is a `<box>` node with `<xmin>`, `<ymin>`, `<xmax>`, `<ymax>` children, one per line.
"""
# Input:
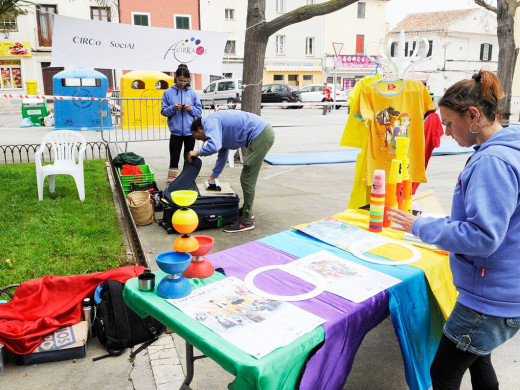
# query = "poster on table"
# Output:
<box><xmin>167</xmin><ymin>277</ymin><xmax>325</xmax><ymax>359</ymax></box>
<box><xmin>297</xmin><ymin>217</ymin><xmax>389</xmax><ymax>250</ymax></box>
<box><xmin>297</xmin><ymin>217</ymin><xmax>421</xmax><ymax>266</ymax></box>
<box><xmin>289</xmin><ymin>250</ymin><xmax>401</xmax><ymax>303</ymax></box>
<box><xmin>50</xmin><ymin>15</ymin><xmax>227</xmax><ymax>75</ymax></box>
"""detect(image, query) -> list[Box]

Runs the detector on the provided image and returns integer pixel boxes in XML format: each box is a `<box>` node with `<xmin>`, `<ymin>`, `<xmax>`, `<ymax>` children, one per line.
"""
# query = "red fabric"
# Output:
<box><xmin>121</xmin><ymin>164</ymin><xmax>143</xmax><ymax>176</ymax></box>
<box><xmin>413</xmin><ymin>112</ymin><xmax>444</xmax><ymax>194</ymax></box>
<box><xmin>0</xmin><ymin>266</ymin><xmax>143</xmax><ymax>354</ymax></box>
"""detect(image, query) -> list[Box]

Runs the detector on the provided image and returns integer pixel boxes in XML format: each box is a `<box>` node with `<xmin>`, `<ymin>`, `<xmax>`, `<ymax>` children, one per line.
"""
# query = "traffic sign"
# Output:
<box><xmin>332</xmin><ymin>42</ymin><xmax>344</xmax><ymax>57</ymax></box>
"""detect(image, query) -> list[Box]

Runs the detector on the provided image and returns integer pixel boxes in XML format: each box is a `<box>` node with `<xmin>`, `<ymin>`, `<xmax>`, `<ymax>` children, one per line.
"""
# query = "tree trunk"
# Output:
<box><xmin>241</xmin><ymin>0</ymin><xmax>268</xmax><ymax>116</ymax></box>
<box><xmin>495</xmin><ymin>0</ymin><xmax>517</xmax><ymax>125</ymax></box>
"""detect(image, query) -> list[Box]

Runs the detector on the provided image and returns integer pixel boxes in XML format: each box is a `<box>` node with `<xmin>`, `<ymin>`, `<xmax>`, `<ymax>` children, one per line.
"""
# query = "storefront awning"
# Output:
<box><xmin>265</xmin><ymin>66</ymin><xmax>322</xmax><ymax>72</ymax></box>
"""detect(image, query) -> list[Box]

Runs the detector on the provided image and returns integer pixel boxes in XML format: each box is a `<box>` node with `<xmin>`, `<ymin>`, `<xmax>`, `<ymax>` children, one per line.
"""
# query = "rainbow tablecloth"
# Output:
<box><xmin>125</xmin><ymin>215</ymin><xmax>455</xmax><ymax>390</ymax></box>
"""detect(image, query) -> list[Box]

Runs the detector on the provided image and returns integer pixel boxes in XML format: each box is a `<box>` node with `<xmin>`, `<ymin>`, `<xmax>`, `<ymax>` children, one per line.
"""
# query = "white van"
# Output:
<box><xmin>199</xmin><ymin>78</ymin><xmax>242</xmax><ymax>109</ymax></box>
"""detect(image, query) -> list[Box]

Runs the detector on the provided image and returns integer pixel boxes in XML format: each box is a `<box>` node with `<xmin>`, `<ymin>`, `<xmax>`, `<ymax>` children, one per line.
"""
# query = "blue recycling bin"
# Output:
<box><xmin>53</xmin><ymin>68</ymin><xmax>112</xmax><ymax>130</ymax></box>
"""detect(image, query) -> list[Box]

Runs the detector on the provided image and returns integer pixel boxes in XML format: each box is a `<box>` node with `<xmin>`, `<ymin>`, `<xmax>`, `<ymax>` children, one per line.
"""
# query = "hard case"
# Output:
<box><xmin>159</xmin><ymin>158</ymin><xmax>239</xmax><ymax>234</ymax></box>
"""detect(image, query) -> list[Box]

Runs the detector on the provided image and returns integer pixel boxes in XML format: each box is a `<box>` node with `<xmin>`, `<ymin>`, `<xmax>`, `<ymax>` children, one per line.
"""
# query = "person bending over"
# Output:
<box><xmin>188</xmin><ymin>111</ymin><xmax>275</xmax><ymax>233</ymax></box>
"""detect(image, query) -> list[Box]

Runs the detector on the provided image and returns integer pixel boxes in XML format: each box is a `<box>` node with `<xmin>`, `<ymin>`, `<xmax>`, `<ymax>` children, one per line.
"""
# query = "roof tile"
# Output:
<box><xmin>390</xmin><ymin>8</ymin><xmax>479</xmax><ymax>33</ymax></box>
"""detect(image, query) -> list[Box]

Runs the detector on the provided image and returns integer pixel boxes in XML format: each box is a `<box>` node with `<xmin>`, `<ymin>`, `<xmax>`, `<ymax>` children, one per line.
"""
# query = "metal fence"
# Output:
<box><xmin>99</xmin><ymin>94</ymin><xmax>216</xmax><ymax>152</ymax></box>
<box><xmin>0</xmin><ymin>141</ymin><xmax>109</xmax><ymax>164</ymax></box>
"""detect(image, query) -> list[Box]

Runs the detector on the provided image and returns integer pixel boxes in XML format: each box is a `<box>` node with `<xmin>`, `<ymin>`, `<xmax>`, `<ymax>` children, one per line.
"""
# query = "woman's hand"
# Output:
<box><xmin>188</xmin><ymin>150</ymin><xmax>199</xmax><ymax>163</ymax></box>
<box><xmin>386</xmin><ymin>208</ymin><xmax>419</xmax><ymax>234</ymax></box>
<box><xmin>184</xmin><ymin>104</ymin><xmax>191</xmax><ymax>112</ymax></box>
<box><xmin>174</xmin><ymin>103</ymin><xmax>183</xmax><ymax>111</ymax></box>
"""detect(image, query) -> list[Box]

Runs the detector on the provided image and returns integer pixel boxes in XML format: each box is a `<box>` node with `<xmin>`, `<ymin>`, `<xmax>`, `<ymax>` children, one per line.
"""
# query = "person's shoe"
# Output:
<box><xmin>238</xmin><ymin>208</ymin><xmax>255</xmax><ymax>221</ymax></box>
<box><xmin>223</xmin><ymin>219</ymin><xmax>254</xmax><ymax>233</ymax></box>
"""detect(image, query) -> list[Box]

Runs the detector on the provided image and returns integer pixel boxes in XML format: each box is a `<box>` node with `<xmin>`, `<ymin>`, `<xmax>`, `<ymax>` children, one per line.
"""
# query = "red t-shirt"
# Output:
<box><xmin>323</xmin><ymin>86</ymin><xmax>332</xmax><ymax>100</ymax></box>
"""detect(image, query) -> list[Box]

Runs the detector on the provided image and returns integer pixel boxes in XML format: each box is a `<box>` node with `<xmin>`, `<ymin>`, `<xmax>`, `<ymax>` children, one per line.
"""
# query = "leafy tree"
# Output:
<box><xmin>242</xmin><ymin>0</ymin><xmax>358</xmax><ymax>115</ymax></box>
<box><xmin>475</xmin><ymin>0</ymin><xmax>519</xmax><ymax>124</ymax></box>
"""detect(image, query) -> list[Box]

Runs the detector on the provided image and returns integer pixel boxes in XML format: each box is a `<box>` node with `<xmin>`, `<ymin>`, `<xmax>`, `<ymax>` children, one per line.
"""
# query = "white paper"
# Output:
<box><xmin>166</xmin><ymin>277</ymin><xmax>325</xmax><ymax>359</ymax></box>
<box><xmin>297</xmin><ymin>217</ymin><xmax>389</xmax><ymax>250</ymax></box>
<box><xmin>289</xmin><ymin>250</ymin><xmax>402</xmax><ymax>303</ymax></box>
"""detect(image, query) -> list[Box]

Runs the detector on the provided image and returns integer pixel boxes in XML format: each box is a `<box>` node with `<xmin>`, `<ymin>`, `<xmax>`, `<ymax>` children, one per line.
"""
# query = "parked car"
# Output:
<box><xmin>198</xmin><ymin>78</ymin><xmax>242</xmax><ymax>109</ymax></box>
<box><xmin>261</xmin><ymin>83</ymin><xmax>303</xmax><ymax>109</ymax></box>
<box><xmin>299</xmin><ymin>84</ymin><xmax>349</xmax><ymax>109</ymax></box>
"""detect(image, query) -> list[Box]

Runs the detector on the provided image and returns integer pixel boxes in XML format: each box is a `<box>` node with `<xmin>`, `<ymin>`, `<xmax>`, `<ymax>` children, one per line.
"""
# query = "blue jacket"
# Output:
<box><xmin>198</xmin><ymin>111</ymin><xmax>269</xmax><ymax>177</ymax></box>
<box><xmin>413</xmin><ymin>126</ymin><xmax>520</xmax><ymax>317</ymax></box>
<box><xmin>161</xmin><ymin>85</ymin><xmax>202</xmax><ymax>136</ymax></box>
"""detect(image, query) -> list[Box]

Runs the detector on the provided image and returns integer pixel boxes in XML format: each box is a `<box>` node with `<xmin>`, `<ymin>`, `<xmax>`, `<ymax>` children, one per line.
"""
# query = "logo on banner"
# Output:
<box><xmin>164</xmin><ymin>37</ymin><xmax>206</xmax><ymax>63</ymax></box>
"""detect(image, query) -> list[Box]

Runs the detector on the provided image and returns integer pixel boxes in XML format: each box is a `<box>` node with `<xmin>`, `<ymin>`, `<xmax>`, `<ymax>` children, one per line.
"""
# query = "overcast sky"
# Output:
<box><xmin>385</xmin><ymin>0</ymin><xmax>492</xmax><ymax>28</ymax></box>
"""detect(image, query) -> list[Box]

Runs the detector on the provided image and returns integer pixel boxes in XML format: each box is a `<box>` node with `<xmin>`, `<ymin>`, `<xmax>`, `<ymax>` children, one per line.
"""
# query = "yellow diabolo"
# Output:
<box><xmin>170</xmin><ymin>190</ymin><xmax>200</xmax><ymax>253</ymax></box>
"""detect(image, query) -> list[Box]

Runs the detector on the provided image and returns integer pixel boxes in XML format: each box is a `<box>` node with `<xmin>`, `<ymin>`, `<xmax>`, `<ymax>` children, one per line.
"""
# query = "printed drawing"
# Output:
<box><xmin>375</xmin><ymin>106</ymin><xmax>410</xmax><ymax>150</ymax></box>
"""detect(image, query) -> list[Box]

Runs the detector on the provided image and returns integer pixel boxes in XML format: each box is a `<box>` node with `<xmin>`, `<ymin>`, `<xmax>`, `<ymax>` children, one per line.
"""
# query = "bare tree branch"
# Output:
<box><xmin>263</xmin><ymin>0</ymin><xmax>357</xmax><ymax>37</ymax></box>
<box><xmin>474</xmin><ymin>0</ymin><xmax>497</xmax><ymax>13</ymax></box>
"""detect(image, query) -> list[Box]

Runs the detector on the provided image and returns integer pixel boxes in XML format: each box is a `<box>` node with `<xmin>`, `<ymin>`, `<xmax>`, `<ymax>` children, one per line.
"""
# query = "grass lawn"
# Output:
<box><xmin>0</xmin><ymin>160</ymin><xmax>131</xmax><ymax>288</ymax></box>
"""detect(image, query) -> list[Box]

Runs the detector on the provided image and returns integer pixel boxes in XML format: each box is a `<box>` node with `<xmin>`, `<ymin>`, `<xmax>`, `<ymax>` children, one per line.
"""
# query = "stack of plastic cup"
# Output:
<box><xmin>402</xmin><ymin>158</ymin><xmax>413</xmax><ymax>213</ymax></box>
<box><xmin>385</xmin><ymin>159</ymin><xmax>401</xmax><ymax>227</ymax></box>
<box><xmin>369</xmin><ymin>169</ymin><xmax>385</xmax><ymax>232</ymax></box>
<box><xmin>395</xmin><ymin>136</ymin><xmax>410</xmax><ymax>212</ymax></box>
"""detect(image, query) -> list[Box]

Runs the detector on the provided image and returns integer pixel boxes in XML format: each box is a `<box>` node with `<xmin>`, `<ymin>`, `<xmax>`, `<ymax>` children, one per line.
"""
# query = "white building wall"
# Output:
<box><xmin>322</xmin><ymin>0</ymin><xmax>387</xmax><ymax>56</ymax></box>
<box><xmin>265</xmin><ymin>1</ymin><xmax>322</xmax><ymax>61</ymax></box>
<box><xmin>387</xmin><ymin>10</ymin><xmax>498</xmax><ymax>101</ymax></box>
<box><xmin>321</xmin><ymin>0</ymin><xmax>387</xmax><ymax>88</ymax></box>
<box><xmin>199</xmin><ymin>0</ymin><xmax>246</xmax><ymax>88</ymax></box>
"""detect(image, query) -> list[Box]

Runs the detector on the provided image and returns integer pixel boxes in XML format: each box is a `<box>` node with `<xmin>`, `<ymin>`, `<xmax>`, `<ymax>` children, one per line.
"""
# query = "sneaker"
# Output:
<box><xmin>238</xmin><ymin>208</ymin><xmax>255</xmax><ymax>221</ymax></box>
<box><xmin>223</xmin><ymin>219</ymin><xmax>255</xmax><ymax>233</ymax></box>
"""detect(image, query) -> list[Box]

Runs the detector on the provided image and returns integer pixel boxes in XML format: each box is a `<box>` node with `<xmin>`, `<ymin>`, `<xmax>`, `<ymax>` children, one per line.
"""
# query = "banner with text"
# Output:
<box><xmin>51</xmin><ymin>15</ymin><xmax>227</xmax><ymax>75</ymax></box>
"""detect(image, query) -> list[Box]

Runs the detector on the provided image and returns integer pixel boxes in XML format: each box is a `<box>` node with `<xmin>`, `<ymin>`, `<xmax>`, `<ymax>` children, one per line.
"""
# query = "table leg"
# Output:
<box><xmin>179</xmin><ymin>341</ymin><xmax>207</xmax><ymax>390</ymax></box>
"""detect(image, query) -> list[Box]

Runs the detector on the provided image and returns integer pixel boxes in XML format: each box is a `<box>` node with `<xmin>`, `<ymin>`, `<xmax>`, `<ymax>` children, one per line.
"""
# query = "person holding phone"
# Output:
<box><xmin>161</xmin><ymin>64</ymin><xmax>202</xmax><ymax>188</ymax></box>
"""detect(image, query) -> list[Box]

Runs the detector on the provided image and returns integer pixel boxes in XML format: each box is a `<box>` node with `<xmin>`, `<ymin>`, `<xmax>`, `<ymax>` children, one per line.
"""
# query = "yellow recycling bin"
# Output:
<box><xmin>120</xmin><ymin>71</ymin><xmax>173</xmax><ymax>129</ymax></box>
<box><xmin>25</xmin><ymin>80</ymin><xmax>38</xmax><ymax>95</ymax></box>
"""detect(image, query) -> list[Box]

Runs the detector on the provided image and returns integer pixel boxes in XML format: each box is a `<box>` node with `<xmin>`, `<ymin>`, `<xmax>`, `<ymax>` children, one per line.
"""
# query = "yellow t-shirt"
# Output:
<box><xmin>355</xmin><ymin>79</ymin><xmax>435</xmax><ymax>186</ymax></box>
<box><xmin>340</xmin><ymin>74</ymin><xmax>381</xmax><ymax>148</ymax></box>
<box><xmin>341</xmin><ymin>74</ymin><xmax>380</xmax><ymax>208</ymax></box>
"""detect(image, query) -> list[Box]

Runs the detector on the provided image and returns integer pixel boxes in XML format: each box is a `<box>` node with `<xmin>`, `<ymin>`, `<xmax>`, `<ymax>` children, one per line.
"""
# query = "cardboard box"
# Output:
<box><xmin>20</xmin><ymin>321</ymin><xmax>88</xmax><ymax>365</ymax></box>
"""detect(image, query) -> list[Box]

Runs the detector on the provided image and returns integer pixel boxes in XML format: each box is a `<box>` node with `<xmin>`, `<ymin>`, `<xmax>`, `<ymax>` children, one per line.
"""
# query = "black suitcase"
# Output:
<box><xmin>158</xmin><ymin>158</ymin><xmax>240</xmax><ymax>234</ymax></box>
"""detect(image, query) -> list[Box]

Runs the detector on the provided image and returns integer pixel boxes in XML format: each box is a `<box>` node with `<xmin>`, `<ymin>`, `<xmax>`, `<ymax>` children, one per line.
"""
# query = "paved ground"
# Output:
<box><xmin>1</xmin><ymin>101</ymin><xmax>519</xmax><ymax>389</ymax></box>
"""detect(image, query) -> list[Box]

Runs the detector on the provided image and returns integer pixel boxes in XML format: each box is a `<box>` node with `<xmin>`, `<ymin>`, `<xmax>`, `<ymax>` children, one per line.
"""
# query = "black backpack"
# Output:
<box><xmin>92</xmin><ymin>280</ymin><xmax>165</xmax><ymax>361</ymax></box>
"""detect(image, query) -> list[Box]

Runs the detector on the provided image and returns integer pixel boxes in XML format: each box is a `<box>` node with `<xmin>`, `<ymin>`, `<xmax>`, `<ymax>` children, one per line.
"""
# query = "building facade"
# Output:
<box><xmin>263</xmin><ymin>0</ymin><xmax>388</xmax><ymax>89</ymax></box>
<box><xmin>387</xmin><ymin>9</ymin><xmax>498</xmax><ymax>100</ymax></box>
<box><xmin>118</xmin><ymin>0</ymin><xmax>202</xmax><ymax>89</ymax></box>
<box><xmin>197</xmin><ymin>0</ymin><xmax>388</xmax><ymax>91</ymax></box>
<box><xmin>321</xmin><ymin>0</ymin><xmax>387</xmax><ymax>90</ymax></box>
<box><xmin>0</xmin><ymin>0</ymin><xmax>119</xmax><ymax>95</ymax></box>
<box><xmin>0</xmin><ymin>0</ymin><xmax>203</xmax><ymax>96</ymax></box>
<box><xmin>198</xmin><ymin>0</ymin><xmax>246</xmax><ymax>88</ymax></box>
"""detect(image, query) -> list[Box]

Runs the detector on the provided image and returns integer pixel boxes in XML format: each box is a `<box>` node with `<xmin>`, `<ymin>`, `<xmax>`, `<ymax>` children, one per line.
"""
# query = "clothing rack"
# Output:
<box><xmin>366</xmin><ymin>30</ymin><xmax>438</xmax><ymax>80</ymax></box>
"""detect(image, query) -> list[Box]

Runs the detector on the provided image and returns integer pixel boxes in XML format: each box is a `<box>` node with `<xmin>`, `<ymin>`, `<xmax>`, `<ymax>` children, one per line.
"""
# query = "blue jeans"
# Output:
<box><xmin>444</xmin><ymin>302</ymin><xmax>520</xmax><ymax>355</ymax></box>
<box><xmin>430</xmin><ymin>302</ymin><xmax>520</xmax><ymax>389</ymax></box>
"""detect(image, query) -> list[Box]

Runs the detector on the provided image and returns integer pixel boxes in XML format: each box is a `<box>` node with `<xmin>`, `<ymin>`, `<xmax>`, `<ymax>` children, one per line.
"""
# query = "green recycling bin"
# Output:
<box><xmin>21</xmin><ymin>99</ymin><xmax>48</xmax><ymax>123</ymax></box>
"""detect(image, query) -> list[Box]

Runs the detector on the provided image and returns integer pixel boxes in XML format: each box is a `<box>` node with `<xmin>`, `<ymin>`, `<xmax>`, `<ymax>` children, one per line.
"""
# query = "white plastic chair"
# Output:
<box><xmin>35</xmin><ymin>130</ymin><xmax>87</xmax><ymax>201</ymax></box>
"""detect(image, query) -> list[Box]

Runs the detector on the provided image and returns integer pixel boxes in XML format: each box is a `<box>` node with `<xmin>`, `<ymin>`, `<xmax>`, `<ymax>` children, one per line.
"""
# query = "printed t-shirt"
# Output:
<box><xmin>341</xmin><ymin>75</ymin><xmax>381</xmax><ymax>208</ymax></box>
<box><xmin>355</xmin><ymin>79</ymin><xmax>435</xmax><ymax>186</ymax></box>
